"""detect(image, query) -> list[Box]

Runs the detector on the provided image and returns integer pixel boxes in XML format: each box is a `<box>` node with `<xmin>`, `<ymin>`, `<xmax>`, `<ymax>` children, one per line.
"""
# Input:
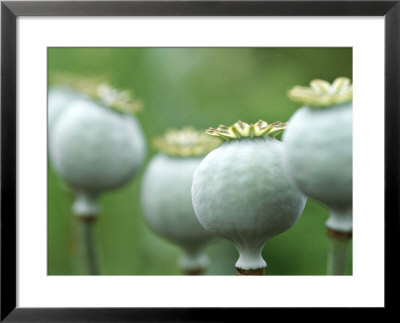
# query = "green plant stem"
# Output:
<box><xmin>76</xmin><ymin>217</ymin><xmax>99</xmax><ymax>275</ymax></box>
<box><xmin>326</xmin><ymin>229</ymin><xmax>352</xmax><ymax>275</ymax></box>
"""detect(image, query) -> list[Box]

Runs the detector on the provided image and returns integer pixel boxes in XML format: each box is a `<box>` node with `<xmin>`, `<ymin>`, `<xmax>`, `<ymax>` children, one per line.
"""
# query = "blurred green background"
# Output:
<box><xmin>48</xmin><ymin>47</ymin><xmax>352</xmax><ymax>275</ymax></box>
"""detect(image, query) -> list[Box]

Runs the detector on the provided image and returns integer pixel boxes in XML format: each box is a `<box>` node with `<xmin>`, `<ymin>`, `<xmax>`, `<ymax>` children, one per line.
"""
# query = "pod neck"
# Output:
<box><xmin>73</xmin><ymin>191</ymin><xmax>100</xmax><ymax>221</ymax></box>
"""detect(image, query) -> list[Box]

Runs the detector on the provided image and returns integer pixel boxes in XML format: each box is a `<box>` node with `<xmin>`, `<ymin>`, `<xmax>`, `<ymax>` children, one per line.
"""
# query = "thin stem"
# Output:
<box><xmin>75</xmin><ymin>217</ymin><xmax>99</xmax><ymax>275</ymax></box>
<box><xmin>326</xmin><ymin>229</ymin><xmax>352</xmax><ymax>275</ymax></box>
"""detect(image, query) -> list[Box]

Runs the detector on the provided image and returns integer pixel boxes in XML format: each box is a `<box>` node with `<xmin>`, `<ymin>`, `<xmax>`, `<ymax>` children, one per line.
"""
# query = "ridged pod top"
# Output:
<box><xmin>152</xmin><ymin>127</ymin><xmax>222</xmax><ymax>157</ymax></box>
<box><xmin>288</xmin><ymin>77</ymin><xmax>352</xmax><ymax>108</ymax></box>
<box><xmin>50</xmin><ymin>74</ymin><xmax>143</xmax><ymax>114</ymax></box>
<box><xmin>205</xmin><ymin>120</ymin><xmax>286</xmax><ymax>141</ymax></box>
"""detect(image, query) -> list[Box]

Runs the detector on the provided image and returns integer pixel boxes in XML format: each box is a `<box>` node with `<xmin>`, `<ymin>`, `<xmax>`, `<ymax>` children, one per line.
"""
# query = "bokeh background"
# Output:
<box><xmin>48</xmin><ymin>47</ymin><xmax>352</xmax><ymax>275</ymax></box>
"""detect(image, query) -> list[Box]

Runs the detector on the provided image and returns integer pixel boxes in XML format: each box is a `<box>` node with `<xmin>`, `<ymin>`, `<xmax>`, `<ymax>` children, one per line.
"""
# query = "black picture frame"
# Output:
<box><xmin>1</xmin><ymin>0</ymin><xmax>399</xmax><ymax>321</ymax></box>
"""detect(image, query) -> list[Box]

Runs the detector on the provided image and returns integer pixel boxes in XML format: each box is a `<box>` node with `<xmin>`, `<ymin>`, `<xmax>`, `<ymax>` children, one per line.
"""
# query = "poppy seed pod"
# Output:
<box><xmin>141</xmin><ymin>128</ymin><xmax>221</xmax><ymax>274</ymax></box>
<box><xmin>191</xmin><ymin>121</ymin><xmax>306</xmax><ymax>275</ymax></box>
<box><xmin>48</xmin><ymin>86</ymin><xmax>86</xmax><ymax>173</ymax></box>
<box><xmin>283</xmin><ymin>77</ymin><xmax>352</xmax><ymax>233</ymax></box>
<box><xmin>49</xmin><ymin>77</ymin><xmax>146</xmax><ymax>217</ymax></box>
<box><xmin>48</xmin><ymin>86</ymin><xmax>84</xmax><ymax>133</ymax></box>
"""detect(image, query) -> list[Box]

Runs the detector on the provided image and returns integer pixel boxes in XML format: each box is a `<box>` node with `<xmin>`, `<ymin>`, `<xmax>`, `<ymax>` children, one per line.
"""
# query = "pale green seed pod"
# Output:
<box><xmin>48</xmin><ymin>86</ymin><xmax>86</xmax><ymax>174</ymax></box>
<box><xmin>141</xmin><ymin>128</ymin><xmax>220</xmax><ymax>274</ymax></box>
<box><xmin>283</xmin><ymin>77</ymin><xmax>352</xmax><ymax>232</ymax></box>
<box><xmin>192</xmin><ymin>121</ymin><xmax>306</xmax><ymax>272</ymax></box>
<box><xmin>48</xmin><ymin>86</ymin><xmax>84</xmax><ymax>132</ymax></box>
<box><xmin>49</xmin><ymin>77</ymin><xmax>146</xmax><ymax>217</ymax></box>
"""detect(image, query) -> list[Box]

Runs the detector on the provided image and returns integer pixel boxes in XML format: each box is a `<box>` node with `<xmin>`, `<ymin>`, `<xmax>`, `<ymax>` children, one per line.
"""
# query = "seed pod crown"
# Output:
<box><xmin>152</xmin><ymin>127</ymin><xmax>222</xmax><ymax>157</ymax></box>
<box><xmin>50</xmin><ymin>73</ymin><xmax>143</xmax><ymax>114</ymax></box>
<box><xmin>205</xmin><ymin>120</ymin><xmax>286</xmax><ymax>141</ymax></box>
<box><xmin>287</xmin><ymin>77</ymin><xmax>352</xmax><ymax>108</ymax></box>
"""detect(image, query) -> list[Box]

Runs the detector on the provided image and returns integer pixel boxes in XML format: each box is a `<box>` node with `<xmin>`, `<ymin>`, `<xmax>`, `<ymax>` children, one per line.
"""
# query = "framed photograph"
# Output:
<box><xmin>1</xmin><ymin>0</ymin><xmax>398</xmax><ymax>320</ymax></box>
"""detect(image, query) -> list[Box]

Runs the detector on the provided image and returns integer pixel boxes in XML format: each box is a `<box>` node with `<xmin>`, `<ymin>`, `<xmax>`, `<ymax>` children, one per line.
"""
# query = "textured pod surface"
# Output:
<box><xmin>48</xmin><ymin>86</ymin><xmax>84</xmax><ymax>133</ymax></box>
<box><xmin>282</xmin><ymin>103</ymin><xmax>352</xmax><ymax>215</ymax></box>
<box><xmin>48</xmin><ymin>86</ymin><xmax>85</xmax><ymax>173</ymax></box>
<box><xmin>141</xmin><ymin>154</ymin><xmax>214</xmax><ymax>251</ymax></box>
<box><xmin>192</xmin><ymin>137</ymin><xmax>306</xmax><ymax>270</ymax></box>
<box><xmin>51</xmin><ymin>98</ymin><xmax>146</xmax><ymax>195</ymax></box>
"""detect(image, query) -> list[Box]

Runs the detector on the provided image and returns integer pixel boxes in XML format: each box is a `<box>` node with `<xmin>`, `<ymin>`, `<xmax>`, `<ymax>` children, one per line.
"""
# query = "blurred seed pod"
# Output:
<box><xmin>141</xmin><ymin>127</ymin><xmax>221</xmax><ymax>274</ymax></box>
<box><xmin>48</xmin><ymin>75</ymin><xmax>146</xmax><ymax>217</ymax></box>
<box><xmin>283</xmin><ymin>77</ymin><xmax>352</xmax><ymax>232</ymax></box>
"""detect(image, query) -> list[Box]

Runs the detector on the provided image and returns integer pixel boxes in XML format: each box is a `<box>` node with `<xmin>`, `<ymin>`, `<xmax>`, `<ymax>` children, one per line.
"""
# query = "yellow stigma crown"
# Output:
<box><xmin>288</xmin><ymin>77</ymin><xmax>352</xmax><ymax>108</ymax></box>
<box><xmin>153</xmin><ymin>127</ymin><xmax>222</xmax><ymax>157</ymax></box>
<box><xmin>205</xmin><ymin>120</ymin><xmax>286</xmax><ymax>141</ymax></box>
<box><xmin>51</xmin><ymin>74</ymin><xmax>143</xmax><ymax>114</ymax></box>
